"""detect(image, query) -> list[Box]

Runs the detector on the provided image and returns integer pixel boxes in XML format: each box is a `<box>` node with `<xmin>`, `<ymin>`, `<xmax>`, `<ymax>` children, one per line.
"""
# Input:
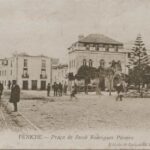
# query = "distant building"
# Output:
<box><xmin>68</xmin><ymin>34</ymin><xmax>129</xmax><ymax>89</ymax></box>
<box><xmin>52</xmin><ymin>64</ymin><xmax>68</xmax><ymax>84</ymax></box>
<box><xmin>68</xmin><ymin>34</ymin><xmax>128</xmax><ymax>75</ymax></box>
<box><xmin>0</xmin><ymin>53</ymin><xmax>52</xmax><ymax>90</ymax></box>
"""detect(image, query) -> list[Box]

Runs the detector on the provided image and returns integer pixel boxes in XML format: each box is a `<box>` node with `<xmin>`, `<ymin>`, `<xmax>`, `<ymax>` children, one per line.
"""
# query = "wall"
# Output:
<box><xmin>69</xmin><ymin>50</ymin><xmax>128</xmax><ymax>75</ymax></box>
<box><xmin>0</xmin><ymin>55</ymin><xmax>52</xmax><ymax>90</ymax></box>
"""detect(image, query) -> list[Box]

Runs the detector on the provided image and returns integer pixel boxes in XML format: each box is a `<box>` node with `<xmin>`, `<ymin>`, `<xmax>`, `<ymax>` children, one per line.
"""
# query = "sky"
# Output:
<box><xmin>0</xmin><ymin>0</ymin><xmax>150</xmax><ymax>63</ymax></box>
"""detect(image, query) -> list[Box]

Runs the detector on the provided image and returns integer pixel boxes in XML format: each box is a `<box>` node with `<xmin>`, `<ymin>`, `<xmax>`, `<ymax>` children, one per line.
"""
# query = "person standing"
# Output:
<box><xmin>9</xmin><ymin>81</ymin><xmax>20</xmax><ymax>112</ymax></box>
<box><xmin>116</xmin><ymin>82</ymin><xmax>124</xmax><ymax>101</ymax></box>
<box><xmin>70</xmin><ymin>83</ymin><xmax>78</xmax><ymax>100</ymax></box>
<box><xmin>0</xmin><ymin>83</ymin><xmax>3</xmax><ymax>106</ymax></box>
<box><xmin>63</xmin><ymin>82</ymin><xmax>68</xmax><ymax>95</ymax></box>
<box><xmin>47</xmin><ymin>83</ymin><xmax>51</xmax><ymax>96</ymax></box>
<box><xmin>53</xmin><ymin>82</ymin><xmax>58</xmax><ymax>96</ymax></box>
<box><xmin>58</xmin><ymin>82</ymin><xmax>62</xmax><ymax>96</ymax></box>
<box><xmin>0</xmin><ymin>83</ymin><xmax>4</xmax><ymax>100</ymax></box>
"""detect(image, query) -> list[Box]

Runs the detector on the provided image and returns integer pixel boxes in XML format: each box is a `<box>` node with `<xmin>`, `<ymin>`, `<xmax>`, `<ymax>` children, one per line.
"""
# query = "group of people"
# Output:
<box><xmin>0</xmin><ymin>79</ymin><xmax>127</xmax><ymax>112</ymax></box>
<box><xmin>46</xmin><ymin>82</ymin><xmax>68</xmax><ymax>97</ymax></box>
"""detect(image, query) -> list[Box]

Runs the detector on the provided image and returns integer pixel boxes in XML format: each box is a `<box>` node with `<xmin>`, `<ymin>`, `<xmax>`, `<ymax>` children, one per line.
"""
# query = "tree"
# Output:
<box><xmin>95</xmin><ymin>66</ymin><xmax>106</xmax><ymax>95</ymax></box>
<box><xmin>76</xmin><ymin>65</ymin><xmax>97</xmax><ymax>94</ymax></box>
<box><xmin>105</xmin><ymin>67</ymin><xmax>115</xmax><ymax>96</ymax></box>
<box><xmin>67</xmin><ymin>72</ymin><xmax>75</xmax><ymax>92</ymax></box>
<box><xmin>105</xmin><ymin>60</ymin><xmax>122</xmax><ymax>95</ymax></box>
<box><xmin>129</xmin><ymin>34</ymin><xmax>149</xmax><ymax>95</ymax></box>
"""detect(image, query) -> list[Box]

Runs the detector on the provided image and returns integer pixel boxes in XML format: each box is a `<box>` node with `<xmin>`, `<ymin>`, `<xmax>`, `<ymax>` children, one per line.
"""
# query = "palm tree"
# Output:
<box><xmin>96</xmin><ymin>66</ymin><xmax>105</xmax><ymax>95</ymax></box>
<box><xmin>105</xmin><ymin>60</ymin><xmax>122</xmax><ymax>95</ymax></box>
<box><xmin>105</xmin><ymin>67</ymin><xmax>115</xmax><ymax>95</ymax></box>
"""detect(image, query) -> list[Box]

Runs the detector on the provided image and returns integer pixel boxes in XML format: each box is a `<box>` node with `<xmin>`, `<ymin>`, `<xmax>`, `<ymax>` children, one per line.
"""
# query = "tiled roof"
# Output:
<box><xmin>17</xmin><ymin>53</ymin><xmax>49</xmax><ymax>58</ymax></box>
<box><xmin>79</xmin><ymin>34</ymin><xmax>123</xmax><ymax>45</ymax></box>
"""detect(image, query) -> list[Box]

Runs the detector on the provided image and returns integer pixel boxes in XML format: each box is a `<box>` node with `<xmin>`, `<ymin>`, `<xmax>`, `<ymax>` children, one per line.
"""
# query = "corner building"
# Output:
<box><xmin>0</xmin><ymin>53</ymin><xmax>51</xmax><ymax>90</ymax></box>
<box><xmin>68</xmin><ymin>34</ymin><xmax>128</xmax><ymax>75</ymax></box>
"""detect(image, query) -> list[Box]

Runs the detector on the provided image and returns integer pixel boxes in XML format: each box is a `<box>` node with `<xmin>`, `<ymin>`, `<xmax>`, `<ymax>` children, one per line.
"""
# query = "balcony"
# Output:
<box><xmin>40</xmin><ymin>74</ymin><xmax>47</xmax><ymax>79</ymax></box>
<box><xmin>22</xmin><ymin>74</ymin><xmax>29</xmax><ymax>78</ymax></box>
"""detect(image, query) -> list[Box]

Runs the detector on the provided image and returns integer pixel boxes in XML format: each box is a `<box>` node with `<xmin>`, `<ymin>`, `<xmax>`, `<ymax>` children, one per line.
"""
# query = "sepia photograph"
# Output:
<box><xmin>0</xmin><ymin>0</ymin><xmax>150</xmax><ymax>149</ymax></box>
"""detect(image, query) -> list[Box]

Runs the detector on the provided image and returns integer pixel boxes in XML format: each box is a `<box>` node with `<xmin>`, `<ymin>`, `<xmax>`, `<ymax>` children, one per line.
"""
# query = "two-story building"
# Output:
<box><xmin>68</xmin><ymin>34</ymin><xmax>128</xmax><ymax>75</ymax></box>
<box><xmin>68</xmin><ymin>34</ymin><xmax>129</xmax><ymax>89</ymax></box>
<box><xmin>0</xmin><ymin>53</ymin><xmax>52</xmax><ymax>90</ymax></box>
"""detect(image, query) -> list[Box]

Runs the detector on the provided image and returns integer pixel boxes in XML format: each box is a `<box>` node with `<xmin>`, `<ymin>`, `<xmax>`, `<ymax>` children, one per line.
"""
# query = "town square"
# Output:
<box><xmin>0</xmin><ymin>0</ymin><xmax>150</xmax><ymax>149</ymax></box>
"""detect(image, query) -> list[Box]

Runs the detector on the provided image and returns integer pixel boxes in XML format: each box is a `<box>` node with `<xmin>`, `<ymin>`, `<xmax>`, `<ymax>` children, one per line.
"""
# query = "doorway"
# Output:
<box><xmin>23</xmin><ymin>80</ymin><xmax>28</xmax><ymax>90</ymax></box>
<box><xmin>32</xmin><ymin>80</ymin><xmax>37</xmax><ymax>90</ymax></box>
<box><xmin>41</xmin><ymin>81</ymin><xmax>46</xmax><ymax>90</ymax></box>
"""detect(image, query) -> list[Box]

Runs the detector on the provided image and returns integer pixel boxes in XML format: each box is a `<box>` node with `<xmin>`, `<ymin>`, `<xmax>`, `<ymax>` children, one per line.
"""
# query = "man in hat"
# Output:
<box><xmin>9</xmin><ymin>81</ymin><xmax>20</xmax><ymax>112</ymax></box>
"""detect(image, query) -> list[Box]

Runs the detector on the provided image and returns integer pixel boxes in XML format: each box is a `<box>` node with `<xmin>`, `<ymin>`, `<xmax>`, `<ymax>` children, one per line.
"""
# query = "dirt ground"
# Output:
<box><xmin>2</xmin><ymin>90</ymin><xmax>150</xmax><ymax>132</ymax></box>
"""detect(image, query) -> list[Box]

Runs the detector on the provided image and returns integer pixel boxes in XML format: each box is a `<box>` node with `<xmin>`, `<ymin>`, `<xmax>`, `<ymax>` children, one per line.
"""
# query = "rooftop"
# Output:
<box><xmin>17</xmin><ymin>53</ymin><xmax>49</xmax><ymax>58</ymax></box>
<box><xmin>79</xmin><ymin>34</ymin><xmax>123</xmax><ymax>45</ymax></box>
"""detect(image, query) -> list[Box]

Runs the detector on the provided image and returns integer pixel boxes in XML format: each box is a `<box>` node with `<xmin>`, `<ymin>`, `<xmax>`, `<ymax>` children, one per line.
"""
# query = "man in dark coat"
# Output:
<box><xmin>47</xmin><ymin>83</ymin><xmax>51</xmax><ymax>96</ymax></box>
<box><xmin>63</xmin><ymin>82</ymin><xmax>68</xmax><ymax>95</ymax></box>
<box><xmin>9</xmin><ymin>81</ymin><xmax>20</xmax><ymax>112</ymax></box>
<box><xmin>53</xmin><ymin>82</ymin><xmax>58</xmax><ymax>96</ymax></box>
<box><xmin>0</xmin><ymin>83</ymin><xmax>4</xmax><ymax>100</ymax></box>
<box><xmin>58</xmin><ymin>82</ymin><xmax>62</xmax><ymax>96</ymax></box>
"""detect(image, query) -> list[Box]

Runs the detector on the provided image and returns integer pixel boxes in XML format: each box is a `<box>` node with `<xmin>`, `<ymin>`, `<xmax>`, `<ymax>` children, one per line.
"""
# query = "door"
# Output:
<box><xmin>41</xmin><ymin>81</ymin><xmax>46</xmax><ymax>90</ymax></box>
<box><xmin>32</xmin><ymin>80</ymin><xmax>37</xmax><ymax>90</ymax></box>
<box><xmin>23</xmin><ymin>80</ymin><xmax>28</xmax><ymax>90</ymax></box>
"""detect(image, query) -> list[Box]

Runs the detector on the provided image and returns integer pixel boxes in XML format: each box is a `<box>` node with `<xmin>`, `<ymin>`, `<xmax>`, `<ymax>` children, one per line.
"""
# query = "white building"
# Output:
<box><xmin>68</xmin><ymin>34</ymin><xmax>129</xmax><ymax>75</ymax></box>
<box><xmin>68</xmin><ymin>34</ymin><xmax>129</xmax><ymax>89</ymax></box>
<box><xmin>0</xmin><ymin>53</ymin><xmax>52</xmax><ymax>90</ymax></box>
<box><xmin>52</xmin><ymin>64</ymin><xmax>68</xmax><ymax>84</ymax></box>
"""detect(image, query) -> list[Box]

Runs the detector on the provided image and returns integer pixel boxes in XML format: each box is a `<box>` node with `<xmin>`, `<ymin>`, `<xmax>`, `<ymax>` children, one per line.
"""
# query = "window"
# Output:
<box><xmin>23</xmin><ymin>68</ymin><xmax>28</xmax><ymax>76</ymax></box>
<box><xmin>11</xmin><ymin>61</ymin><xmax>13</xmax><ymax>67</ymax></box>
<box><xmin>114</xmin><ymin>46</ymin><xmax>118</xmax><ymax>52</ymax></box>
<box><xmin>41</xmin><ymin>70</ymin><xmax>46</xmax><ymax>76</ymax></box>
<box><xmin>86</xmin><ymin>44</ymin><xmax>90</xmax><ymax>50</ymax></box>
<box><xmin>10</xmin><ymin>70</ymin><xmax>12</xmax><ymax>75</ymax></box>
<box><xmin>42</xmin><ymin>60</ymin><xmax>46</xmax><ymax>69</ymax></box>
<box><xmin>89</xmin><ymin>59</ymin><xmax>93</xmax><ymax>67</ymax></box>
<box><xmin>83</xmin><ymin>59</ymin><xmax>86</xmax><ymax>66</ymax></box>
<box><xmin>100</xmin><ymin>59</ymin><xmax>105</xmax><ymax>68</ymax></box>
<box><xmin>105</xmin><ymin>45</ymin><xmax>109</xmax><ymax>52</ymax></box>
<box><xmin>24</xmin><ymin>59</ymin><xmax>28</xmax><ymax>68</ymax></box>
<box><xmin>96</xmin><ymin>45</ymin><xmax>99</xmax><ymax>51</ymax></box>
<box><xmin>69</xmin><ymin>61</ymin><xmax>71</xmax><ymax>68</ymax></box>
<box><xmin>128</xmin><ymin>53</ymin><xmax>131</xmax><ymax>58</ymax></box>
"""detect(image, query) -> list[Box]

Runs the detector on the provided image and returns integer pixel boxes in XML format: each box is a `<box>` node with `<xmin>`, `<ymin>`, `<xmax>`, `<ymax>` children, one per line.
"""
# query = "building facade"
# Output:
<box><xmin>68</xmin><ymin>34</ymin><xmax>128</xmax><ymax>75</ymax></box>
<box><xmin>0</xmin><ymin>53</ymin><xmax>52</xmax><ymax>90</ymax></box>
<box><xmin>68</xmin><ymin>34</ymin><xmax>129</xmax><ymax>89</ymax></box>
<box><xmin>52</xmin><ymin>64</ymin><xmax>68</xmax><ymax>84</ymax></box>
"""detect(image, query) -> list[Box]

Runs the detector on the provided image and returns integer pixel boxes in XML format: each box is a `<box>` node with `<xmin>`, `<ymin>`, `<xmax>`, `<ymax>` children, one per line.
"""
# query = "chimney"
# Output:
<box><xmin>78</xmin><ymin>35</ymin><xmax>84</xmax><ymax>41</ymax></box>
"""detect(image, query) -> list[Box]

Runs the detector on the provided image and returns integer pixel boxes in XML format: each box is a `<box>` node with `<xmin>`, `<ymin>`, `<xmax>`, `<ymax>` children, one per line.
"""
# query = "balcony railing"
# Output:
<box><xmin>22</xmin><ymin>74</ymin><xmax>29</xmax><ymax>78</ymax></box>
<box><xmin>40</xmin><ymin>74</ymin><xmax>47</xmax><ymax>79</ymax></box>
